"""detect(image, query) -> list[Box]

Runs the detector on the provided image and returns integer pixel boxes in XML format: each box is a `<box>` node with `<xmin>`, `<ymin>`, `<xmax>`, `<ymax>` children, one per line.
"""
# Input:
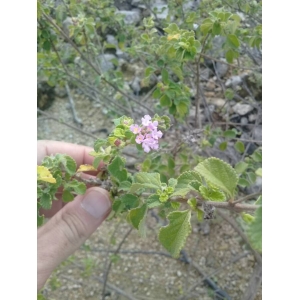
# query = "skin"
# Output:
<box><xmin>37</xmin><ymin>140</ymin><xmax>111</xmax><ymax>291</ymax></box>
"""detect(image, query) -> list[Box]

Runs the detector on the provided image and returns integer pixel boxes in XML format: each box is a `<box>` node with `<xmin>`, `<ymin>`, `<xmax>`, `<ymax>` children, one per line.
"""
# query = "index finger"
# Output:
<box><xmin>37</xmin><ymin>140</ymin><xmax>95</xmax><ymax>166</ymax></box>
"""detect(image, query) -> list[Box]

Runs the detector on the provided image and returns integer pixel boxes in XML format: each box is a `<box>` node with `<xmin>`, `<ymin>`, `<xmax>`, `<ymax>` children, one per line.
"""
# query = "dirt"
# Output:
<box><xmin>37</xmin><ymin>93</ymin><xmax>262</xmax><ymax>300</ymax></box>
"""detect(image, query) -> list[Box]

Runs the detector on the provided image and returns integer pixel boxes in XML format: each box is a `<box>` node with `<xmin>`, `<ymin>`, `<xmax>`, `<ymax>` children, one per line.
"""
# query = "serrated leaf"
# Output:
<box><xmin>160</xmin><ymin>94</ymin><xmax>172</xmax><ymax>107</ymax></box>
<box><xmin>108</xmin><ymin>156</ymin><xmax>127</xmax><ymax>183</ymax></box>
<box><xmin>194</xmin><ymin>158</ymin><xmax>238</xmax><ymax>197</ymax></box>
<box><xmin>171</xmin><ymin>202</ymin><xmax>180</xmax><ymax>209</ymax></box>
<box><xmin>168</xmin><ymin>178</ymin><xmax>177</xmax><ymax>188</ymax></box>
<box><xmin>62</xmin><ymin>190</ymin><xmax>74</xmax><ymax>202</ymax></box>
<box><xmin>248</xmin><ymin>205</ymin><xmax>262</xmax><ymax>252</ymax></box>
<box><xmin>199</xmin><ymin>185</ymin><xmax>226</xmax><ymax>202</ymax></box>
<box><xmin>120</xmin><ymin>194</ymin><xmax>140</xmax><ymax>210</ymax></box>
<box><xmin>40</xmin><ymin>193</ymin><xmax>52</xmax><ymax>210</ymax></box>
<box><xmin>147</xmin><ymin>194</ymin><xmax>162</xmax><ymax>208</ymax></box>
<box><xmin>119</xmin><ymin>181</ymin><xmax>132</xmax><ymax>191</ymax></box>
<box><xmin>130</xmin><ymin>172</ymin><xmax>161</xmax><ymax>193</ymax></box>
<box><xmin>235</xmin><ymin>161</ymin><xmax>248</xmax><ymax>174</ymax></box>
<box><xmin>57</xmin><ymin>155</ymin><xmax>77</xmax><ymax>175</ymax></box>
<box><xmin>67</xmin><ymin>180</ymin><xmax>86</xmax><ymax>194</ymax></box>
<box><xmin>159</xmin><ymin>210</ymin><xmax>191</xmax><ymax>258</ymax></box>
<box><xmin>37</xmin><ymin>166</ymin><xmax>56</xmax><ymax>183</ymax></box>
<box><xmin>176</xmin><ymin>171</ymin><xmax>202</xmax><ymax>189</ymax></box>
<box><xmin>127</xmin><ymin>203</ymin><xmax>148</xmax><ymax>230</ymax></box>
<box><xmin>235</xmin><ymin>141</ymin><xmax>245</xmax><ymax>153</ymax></box>
<box><xmin>242</xmin><ymin>213</ymin><xmax>255</xmax><ymax>223</ymax></box>
<box><xmin>145</xmin><ymin>66</ymin><xmax>155</xmax><ymax>77</ymax></box>
<box><xmin>94</xmin><ymin>139</ymin><xmax>107</xmax><ymax>152</ymax></box>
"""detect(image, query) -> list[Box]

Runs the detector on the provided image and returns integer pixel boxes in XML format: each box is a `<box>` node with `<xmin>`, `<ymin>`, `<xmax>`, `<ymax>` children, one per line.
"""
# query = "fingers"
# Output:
<box><xmin>37</xmin><ymin>140</ymin><xmax>94</xmax><ymax>165</ymax></box>
<box><xmin>37</xmin><ymin>187</ymin><xmax>111</xmax><ymax>290</ymax></box>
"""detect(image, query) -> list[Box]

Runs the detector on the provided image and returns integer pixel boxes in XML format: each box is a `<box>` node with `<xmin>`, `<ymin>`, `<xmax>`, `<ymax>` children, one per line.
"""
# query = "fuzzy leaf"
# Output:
<box><xmin>40</xmin><ymin>193</ymin><xmax>52</xmax><ymax>210</ymax></box>
<box><xmin>57</xmin><ymin>154</ymin><xmax>77</xmax><ymax>175</ymax></box>
<box><xmin>130</xmin><ymin>173</ymin><xmax>161</xmax><ymax>193</ymax></box>
<box><xmin>255</xmin><ymin>168</ymin><xmax>262</xmax><ymax>177</ymax></box>
<box><xmin>159</xmin><ymin>210</ymin><xmax>191</xmax><ymax>258</ymax></box>
<box><xmin>194</xmin><ymin>158</ymin><xmax>238</xmax><ymax>197</ymax></box>
<box><xmin>37</xmin><ymin>166</ymin><xmax>56</xmax><ymax>184</ymax></box>
<box><xmin>199</xmin><ymin>185</ymin><xmax>226</xmax><ymax>202</ymax></box>
<box><xmin>108</xmin><ymin>156</ymin><xmax>127</xmax><ymax>183</ymax></box>
<box><xmin>147</xmin><ymin>194</ymin><xmax>162</xmax><ymax>208</ymax></box>
<box><xmin>176</xmin><ymin>171</ymin><xmax>202</xmax><ymax>189</ymax></box>
<box><xmin>127</xmin><ymin>204</ymin><xmax>148</xmax><ymax>230</ymax></box>
<box><xmin>62</xmin><ymin>190</ymin><xmax>74</xmax><ymax>202</ymax></box>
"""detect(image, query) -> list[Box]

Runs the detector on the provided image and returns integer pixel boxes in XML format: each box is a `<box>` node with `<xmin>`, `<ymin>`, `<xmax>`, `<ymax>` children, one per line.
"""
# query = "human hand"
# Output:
<box><xmin>37</xmin><ymin>140</ymin><xmax>111</xmax><ymax>291</ymax></box>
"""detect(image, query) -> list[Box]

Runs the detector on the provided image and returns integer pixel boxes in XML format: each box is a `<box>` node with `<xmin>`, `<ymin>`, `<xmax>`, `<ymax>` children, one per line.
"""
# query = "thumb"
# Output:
<box><xmin>37</xmin><ymin>187</ymin><xmax>111</xmax><ymax>290</ymax></box>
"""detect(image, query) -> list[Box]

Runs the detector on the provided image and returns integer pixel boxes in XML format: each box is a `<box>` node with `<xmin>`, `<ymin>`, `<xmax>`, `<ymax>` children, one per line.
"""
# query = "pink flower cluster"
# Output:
<box><xmin>130</xmin><ymin>115</ymin><xmax>163</xmax><ymax>153</ymax></box>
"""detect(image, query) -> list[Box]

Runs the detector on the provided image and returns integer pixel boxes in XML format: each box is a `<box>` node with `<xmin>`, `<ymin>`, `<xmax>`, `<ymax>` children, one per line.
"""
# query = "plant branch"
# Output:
<box><xmin>42</xmin><ymin>12</ymin><xmax>154</xmax><ymax>114</ymax></box>
<box><xmin>232</xmin><ymin>192</ymin><xmax>261</xmax><ymax>205</ymax></box>
<box><xmin>65</xmin><ymin>83</ymin><xmax>83</xmax><ymax>126</ymax></box>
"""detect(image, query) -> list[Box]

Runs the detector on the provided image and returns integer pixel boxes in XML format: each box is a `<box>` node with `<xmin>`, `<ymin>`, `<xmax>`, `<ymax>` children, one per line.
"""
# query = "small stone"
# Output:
<box><xmin>215</xmin><ymin>58</ymin><xmax>229</xmax><ymax>77</ymax></box>
<box><xmin>232</xmin><ymin>103</ymin><xmax>254</xmax><ymax>116</ymax></box>
<box><xmin>209</xmin><ymin>98</ymin><xmax>226</xmax><ymax>107</ymax></box>
<box><xmin>248</xmin><ymin>114</ymin><xmax>257</xmax><ymax>122</ymax></box>
<box><xmin>240</xmin><ymin>117</ymin><xmax>248</xmax><ymax>125</ymax></box>
<box><xmin>225</xmin><ymin>76</ymin><xmax>243</xmax><ymax>88</ymax></box>
<box><xmin>177</xmin><ymin>271</ymin><xmax>182</xmax><ymax>277</ymax></box>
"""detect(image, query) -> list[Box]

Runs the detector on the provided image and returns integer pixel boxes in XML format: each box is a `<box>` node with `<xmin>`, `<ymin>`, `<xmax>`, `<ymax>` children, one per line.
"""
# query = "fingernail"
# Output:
<box><xmin>81</xmin><ymin>189</ymin><xmax>111</xmax><ymax>219</ymax></box>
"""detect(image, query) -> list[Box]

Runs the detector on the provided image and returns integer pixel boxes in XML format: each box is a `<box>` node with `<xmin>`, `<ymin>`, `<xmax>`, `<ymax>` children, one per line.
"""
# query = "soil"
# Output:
<box><xmin>37</xmin><ymin>93</ymin><xmax>262</xmax><ymax>300</ymax></box>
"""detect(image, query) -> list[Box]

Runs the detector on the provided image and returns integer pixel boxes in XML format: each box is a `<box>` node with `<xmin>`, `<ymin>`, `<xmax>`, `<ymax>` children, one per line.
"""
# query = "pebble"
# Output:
<box><xmin>177</xmin><ymin>271</ymin><xmax>182</xmax><ymax>277</ymax></box>
<box><xmin>240</xmin><ymin>116</ymin><xmax>248</xmax><ymax>125</ymax></box>
<box><xmin>215</xmin><ymin>58</ymin><xmax>229</xmax><ymax>77</ymax></box>
<box><xmin>232</xmin><ymin>103</ymin><xmax>254</xmax><ymax>115</ymax></box>
<box><xmin>225</xmin><ymin>75</ymin><xmax>243</xmax><ymax>88</ymax></box>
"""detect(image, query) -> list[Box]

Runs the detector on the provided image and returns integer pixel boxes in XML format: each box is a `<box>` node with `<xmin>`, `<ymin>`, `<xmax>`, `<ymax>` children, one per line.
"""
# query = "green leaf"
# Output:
<box><xmin>40</xmin><ymin>193</ymin><xmax>52</xmax><ymax>210</ymax></box>
<box><xmin>152</xmin><ymin>88</ymin><xmax>161</xmax><ymax>99</ymax></box>
<box><xmin>238</xmin><ymin>177</ymin><xmax>250</xmax><ymax>187</ymax></box>
<box><xmin>176</xmin><ymin>171</ymin><xmax>202</xmax><ymax>189</ymax></box>
<box><xmin>225</xmin><ymin>49</ymin><xmax>234</xmax><ymax>63</ymax></box>
<box><xmin>199</xmin><ymin>185</ymin><xmax>226</xmax><ymax>202</ymax></box>
<box><xmin>159</xmin><ymin>210</ymin><xmax>191</xmax><ymax>258</ymax></box>
<box><xmin>227</xmin><ymin>34</ymin><xmax>240</xmax><ymax>48</ymax></box>
<box><xmin>219</xmin><ymin>141</ymin><xmax>227</xmax><ymax>151</ymax></box>
<box><xmin>235</xmin><ymin>161</ymin><xmax>248</xmax><ymax>174</ymax></box>
<box><xmin>224</xmin><ymin>130</ymin><xmax>236</xmax><ymax>138</ymax></box>
<box><xmin>200</xmin><ymin>18</ymin><xmax>213</xmax><ymax>35</ymax></box>
<box><xmin>248</xmin><ymin>205</ymin><xmax>262</xmax><ymax>252</ymax></box>
<box><xmin>130</xmin><ymin>173</ymin><xmax>161</xmax><ymax>194</ymax></box>
<box><xmin>145</xmin><ymin>66</ymin><xmax>155</xmax><ymax>77</ymax></box>
<box><xmin>187</xmin><ymin>198</ymin><xmax>197</xmax><ymax>210</ymax></box>
<box><xmin>194</xmin><ymin>158</ymin><xmax>238</xmax><ymax>197</ymax></box>
<box><xmin>67</xmin><ymin>180</ymin><xmax>86</xmax><ymax>194</ymax></box>
<box><xmin>197</xmin><ymin>209</ymin><xmax>204</xmax><ymax>221</ymax></box>
<box><xmin>212</xmin><ymin>21</ymin><xmax>221</xmax><ymax>35</ymax></box>
<box><xmin>176</xmin><ymin>102</ymin><xmax>189</xmax><ymax>117</ymax></box>
<box><xmin>255</xmin><ymin>168</ymin><xmax>262</xmax><ymax>177</ymax></box>
<box><xmin>161</xmin><ymin>68</ymin><xmax>169</xmax><ymax>83</ymax></box>
<box><xmin>147</xmin><ymin>194</ymin><xmax>162</xmax><ymax>208</ymax></box>
<box><xmin>160</xmin><ymin>94</ymin><xmax>172</xmax><ymax>107</ymax></box>
<box><xmin>108</xmin><ymin>156</ymin><xmax>127</xmax><ymax>183</ymax></box>
<box><xmin>93</xmin><ymin>156</ymin><xmax>102</xmax><ymax>169</ymax></box>
<box><xmin>94</xmin><ymin>139</ymin><xmax>107</xmax><ymax>152</ymax></box>
<box><xmin>168</xmin><ymin>178</ymin><xmax>177</xmax><ymax>188</ymax></box>
<box><xmin>235</xmin><ymin>141</ymin><xmax>245</xmax><ymax>153</ymax></box>
<box><xmin>120</xmin><ymin>194</ymin><xmax>139</xmax><ymax>210</ymax></box>
<box><xmin>127</xmin><ymin>203</ymin><xmax>148</xmax><ymax>230</ymax></box>
<box><xmin>57</xmin><ymin>154</ymin><xmax>77</xmax><ymax>175</ymax></box>
<box><xmin>62</xmin><ymin>190</ymin><xmax>74</xmax><ymax>202</ymax></box>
